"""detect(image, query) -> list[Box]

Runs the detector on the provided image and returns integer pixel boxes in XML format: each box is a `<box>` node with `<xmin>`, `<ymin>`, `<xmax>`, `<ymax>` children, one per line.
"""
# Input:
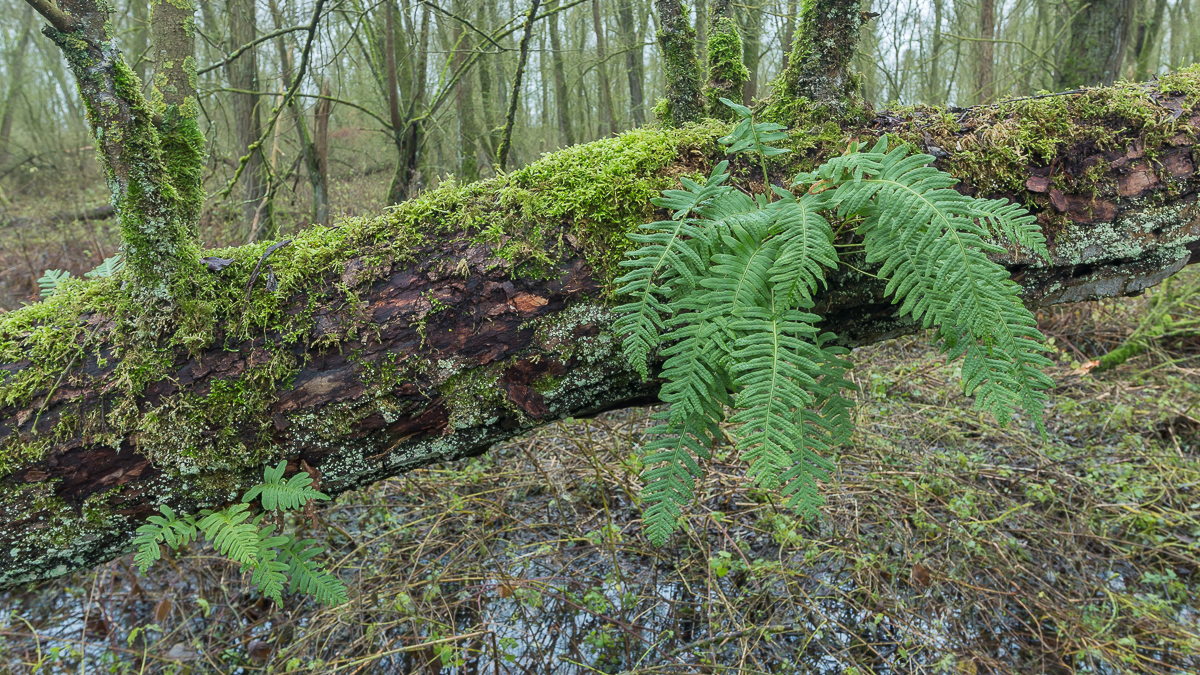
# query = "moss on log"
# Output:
<box><xmin>1</xmin><ymin>72</ymin><xmax>1199</xmax><ymax>587</ymax></box>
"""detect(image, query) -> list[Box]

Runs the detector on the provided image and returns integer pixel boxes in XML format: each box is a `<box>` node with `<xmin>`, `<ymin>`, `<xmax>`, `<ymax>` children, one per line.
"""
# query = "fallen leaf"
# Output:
<box><xmin>153</xmin><ymin>595</ymin><xmax>173</xmax><ymax>624</ymax></box>
<box><xmin>247</xmin><ymin>639</ymin><xmax>272</xmax><ymax>661</ymax></box>
<box><xmin>911</xmin><ymin>564</ymin><xmax>932</xmax><ymax>589</ymax></box>
<box><xmin>165</xmin><ymin>643</ymin><xmax>200</xmax><ymax>662</ymax></box>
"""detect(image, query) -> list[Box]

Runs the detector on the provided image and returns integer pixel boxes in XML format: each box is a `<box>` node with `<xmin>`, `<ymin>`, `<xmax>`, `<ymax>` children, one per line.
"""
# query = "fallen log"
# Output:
<box><xmin>0</xmin><ymin>75</ymin><xmax>1198</xmax><ymax>587</ymax></box>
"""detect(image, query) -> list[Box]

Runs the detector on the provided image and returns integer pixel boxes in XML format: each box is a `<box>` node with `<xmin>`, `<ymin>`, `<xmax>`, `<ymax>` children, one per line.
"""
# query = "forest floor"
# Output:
<box><xmin>1</xmin><ymin>169</ymin><xmax>1199</xmax><ymax>674</ymax></box>
<box><xmin>0</xmin><ymin>265</ymin><xmax>1197</xmax><ymax>674</ymax></box>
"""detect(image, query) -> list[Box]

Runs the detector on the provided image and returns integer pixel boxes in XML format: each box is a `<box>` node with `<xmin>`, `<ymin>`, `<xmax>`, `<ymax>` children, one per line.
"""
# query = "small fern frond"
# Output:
<box><xmin>197</xmin><ymin>504</ymin><xmax>260</xmax><ymax>569</ymax></box>
<box><xmin>37</xmin><ymin>270</ymin><xmax>71</xmax><ymax>298</ymax></box>
<box><xmin>249</xmin><ymin>523</ymin><xmax>290</xmax><ymax>604</ymax></box>
<box><xmin>282</xmin><ymin>536</ymin><xmax>348</xmax><ymax>606</ymax></box>
<box><xmin>84</xmin><ymin>254</ymin><xmax>125</xmax><ymax>279</ymax></box>
<box><xmin>132</xmin><ymin>505</ymin><xmax>197</xmax><ymax>573</ymax></box>
<box><xmin>243</xmin><ymin>460</ymin><xmax>330</xmax><ymax>512</ymax></box>
<box><xmin>717</xmin><ymin>98</ymin><xmax>790</xmax><ymax>159</ymax></box>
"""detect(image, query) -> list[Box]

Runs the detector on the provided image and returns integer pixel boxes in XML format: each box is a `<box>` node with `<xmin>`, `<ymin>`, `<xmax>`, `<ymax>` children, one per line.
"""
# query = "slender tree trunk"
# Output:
<box><xmin>0</xmin><ymin>5</ymin><xmax>35</xmax><ymax>168</ymax></box>
<box><xmin>452</xmin><ymin>0</ymin><xmax>482</xmax><ymax>181</ymax></box>
<box><xmin>654</xmin><ymin>0</ymin><xmax>705</xmax><ymax>126</ymax></box>
<box><xmin>1056</xmin><ymin>0</ymin><xmax>1136</xmax><ymax>89</ymax></box>
<box><xmin>592</xmin><ymin>0</ymin><xmax>619</xmax><ymax>135</ymax></box>
<box><xmin>547</xmin><ymin>0</ymin><xmax>575</xmax><ymax>146</ymax></box>
<box><xmin>1134</xmin><ymin>0</ymin><xmax>1168</xmax><ymax>81</ymax></box>
<box><xmin>226</xmin><ymin>0</ymin><xmax>272</xmax><ymax>231</ymax></box>
<box><xmin>616</xmin><ymin>0</ymin><xmax>646</xmax><ymax>126</ymax></box>
<box><xmin>313</xmin><ymin>79</ymin><xmax>332</xmax><ymax>226</ymax></box>
<box><xmin>781</xmin><ymin>0</ymin><xmax>796</xmax><ymax>70</ymax></box>
<box><xmin>737</xmin><ymin>0</ymin><xmax>762</xmax><ymax>104</ymax></box>
<box><xmin>923</xmin><ymin>0</ymin><xmax>944</xmax><ymax>104</ymax></box>
<box><xmin>977</xmin><ymin>0</ymin><xmax>995</xmax><ymax>104</ymax></box>
<box><xmin>497</xmin><ymin>0</ymin><xmax>543</xmax><ymax>170</ymax></box>
<box><xmin>694</xmin><ymin>0</ymin><xmax>707</xmax><ymax>64</ymax></box>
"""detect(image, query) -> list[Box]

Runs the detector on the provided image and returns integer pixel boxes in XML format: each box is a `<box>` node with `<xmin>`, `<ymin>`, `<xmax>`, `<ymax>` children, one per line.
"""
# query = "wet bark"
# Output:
<box><xmin>1</xmin><ymin>88</ymin><xmax>1198</xmax><ymax>587</ymax></box>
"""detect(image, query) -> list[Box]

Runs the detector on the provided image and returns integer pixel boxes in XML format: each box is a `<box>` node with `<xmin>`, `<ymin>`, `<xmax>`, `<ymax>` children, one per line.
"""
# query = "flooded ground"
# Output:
<box><xmin>3</xmin><ymin>270</ymin><xmax>1199</xmax><ymax>674</ymax></box>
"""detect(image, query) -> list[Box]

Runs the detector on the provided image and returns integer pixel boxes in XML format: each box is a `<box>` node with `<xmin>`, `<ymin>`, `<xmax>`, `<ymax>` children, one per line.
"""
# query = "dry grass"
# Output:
<box><xmin>1</xmin><ymin>265</ymin><xmax>1198</xmax><ymax>674</ymax></box>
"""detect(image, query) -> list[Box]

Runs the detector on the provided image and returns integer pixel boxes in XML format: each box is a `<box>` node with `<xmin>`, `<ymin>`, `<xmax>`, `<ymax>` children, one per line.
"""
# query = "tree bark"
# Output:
<box><xmin>654</xmin><ymin>0</ymin><xmax>705</xmax><ymax>126</ymax></box>
<box><xmin>976</xmin><ymin>0</ymin><xmax>995</xmax><ymax>104</ymax></box>
<box><xmin>591</xmin><ymin>0</ymin><xmax>619</xmax><ymax>136</ymax></box>
<box><xmin>497</xmin><ymin>0</ymin><xmax>542</xmax><ymax>170</ymax></box>
<box><xmin>547</xmin><ymin>0</ymin><xmax>575</xmax><ymax>146</ymax></box>
<box><xmin>1</xmin><ymin>77</ymin><xmax>1198</xmax><ymax>587</ymax></box>
<box><xmin>1056</xmin><ymin>0</ymin><xmax>1136</xmax><ymax>89</ymax></box>
<box><xmin>227</xmin><ymin>0</ymin><xmax>273</xmax><ymax>233</ymax></box>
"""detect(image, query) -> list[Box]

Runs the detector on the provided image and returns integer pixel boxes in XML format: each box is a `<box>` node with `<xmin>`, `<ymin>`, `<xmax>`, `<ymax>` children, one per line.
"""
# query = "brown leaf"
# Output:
<box><xmin>247</xmin><ymin>639</ymin><xmax>272</xmax><ymax>661</ymax></box>
<box><xmin>154</xmin><ymin>595</ymin><xmax>173</xmax><ymax>624</ymax></box>
<box><xmin>911</xmin><ymin>564</ymin><xmax>931</xmax><ymax>589</ymax></box>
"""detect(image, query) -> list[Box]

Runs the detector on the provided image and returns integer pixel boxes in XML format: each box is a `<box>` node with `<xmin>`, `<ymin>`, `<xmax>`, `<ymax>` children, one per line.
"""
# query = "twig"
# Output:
<box><xmin>243</xmin><ymin>239</ymin><xmax>293</xmax><ymax>301</ymax></box>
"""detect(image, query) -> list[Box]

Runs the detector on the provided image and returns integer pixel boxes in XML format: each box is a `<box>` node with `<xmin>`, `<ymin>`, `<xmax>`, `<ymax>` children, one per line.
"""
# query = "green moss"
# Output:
<box><xmin>704</xmin><ymin>17</ymin><xmax>749</xmax><ymax>121</ymax></box>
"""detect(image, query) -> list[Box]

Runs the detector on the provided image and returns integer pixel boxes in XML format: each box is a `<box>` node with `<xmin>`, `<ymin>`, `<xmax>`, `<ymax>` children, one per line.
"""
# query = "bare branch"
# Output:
<box><xmin>23</xmin><ymin>0</ymin><xmax>77</xmax><ymax>32</ymax></box>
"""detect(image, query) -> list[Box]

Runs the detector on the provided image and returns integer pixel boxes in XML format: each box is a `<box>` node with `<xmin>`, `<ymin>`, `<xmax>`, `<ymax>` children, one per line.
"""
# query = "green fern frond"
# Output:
<box><xmin>639</xmin><ymin>417</ymin><xmax>715</xmax><ymax>546</ymax></box>
<box><xmin>727</xmin><ymin>304</ymin><xmax>825</xmax><ymax>490</ymax></box>
<box><xmin>37</xmin><ymin>270</ymin><xmax>71</xmax><ymax>298</ymax></box>
<box><xmin>847</xmin><ymin>139</ymin><xmax>1054</xmax><ymax>427</ymax></box>
<box><xmin>132</xmin><ymin>505</ymin><xmax>198</xmax><ymax>573</ymax></box>
<box><xmin>243</xmin><ymin>460</ymin><xmax>330</xmax><ymax>511</ymax></box>
<box><xmin>613</xmin><ymin>163</ymin><xmax>733</xmax><ymax>377</ymax></box>
<box><xmin>282</xmin><ymin>536</ymin><xmax>348</xmax><ymax>606</ymax></box>
<box><xmin>768</xmin><ymin>188</ymin><xmax>838</xmax><ymax>305</ymax></box>
<box><xmin>249</xmin><ymin>523</ymin><xmax>290</xmax><ymax>603</ymax></box>
<box><xmin>717</xmin><ymin>97</ymin><xmax>790</xmax><ymax>159</ymax></box>
<box><xmin>85</xmin><ymin>254</ymin><xmax>125</xmax><ymax>279</ymax></box>
<box><xmin>197</xmin><ymin>504</ymin><xmax>260</xmax><ymax>569</ymax></box>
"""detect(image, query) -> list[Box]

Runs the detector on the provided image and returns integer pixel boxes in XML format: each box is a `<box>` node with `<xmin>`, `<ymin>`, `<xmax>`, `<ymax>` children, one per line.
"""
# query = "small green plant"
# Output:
<box><xmin>132</xmin><ymin>460</ymin><xmax>348</xmax><ymax>606</ymax></box>
<box><xmin>615</xmin><ymin>99</ymin><xmax>1053</xmax><ymax>545</ymax></box>
<box><xmin>38</xmin><ymin>254</ymin><xmax>125</xmax><ymax>298</ymax></box>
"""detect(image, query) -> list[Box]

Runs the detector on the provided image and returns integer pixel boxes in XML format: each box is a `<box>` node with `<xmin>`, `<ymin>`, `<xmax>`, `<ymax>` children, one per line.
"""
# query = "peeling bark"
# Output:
<box><xmin>1</xmin><ymin>82</ymin><xmax>1199</xmax><ymax>588</ymax></box>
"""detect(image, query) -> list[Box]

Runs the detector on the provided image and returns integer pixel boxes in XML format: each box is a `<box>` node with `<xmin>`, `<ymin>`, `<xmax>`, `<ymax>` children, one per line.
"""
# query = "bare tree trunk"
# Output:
<box><xmin>592</xmin><ymin>0</ymin><xmax>619</xmax><ymax>135</ymax></box>
<box><xmin>737</xmin><ymin>0</ymin><xmax>762</xmax><ymax>103</ymax></box>
<box><xmin>1056</xmin><ymin>0</ymin><xmax>1136</xmax><ymax>89</ymax></box>
<box><xmin>226</xmin><ymin>0</ymin><xmax>272</xmax><ymax>232</ymax></box>
<box><xmin>0</xmin><ymin>5</ymin><xmax>35</xmax><ymax>168</ymax></box>
<box><xmin>976</xmin><ymin>0</ymin><xmax>995</xmax><ymax>103</ymax></box>
<box><xmin>313</xmin><ymin>79</ymin><xmax>332</xmax><ymax>226</ymax></box>
<box><xmin>781</xmin><ymin>0</ymin><xmax>796</xmax><ymax>70</ymax></box>
<box><xmin>1134</xmin><ymin>0</ymin><xmax>1168</xmax><ymax>81</ymax></box>
<box><xmin>616</xmin><ymin>0</ymin><xmax>646</xmax><ymax>126</ymax></box>
<box><xmin>451</xmin><ymin>0</ymin><xmax>482</xmax><ymax>182</ymax></box>
<box><xmin>130</xmin><ymin>0</ymin><xmax>149</xmax><ymax>84</ymax></box>
<box><xmin>547</xmin><ymin>0</ymin><xmax>575</xmax><ymax>146</ymax></box>
<box><xmin>498</xmin><ymin>0</ymin><xmax>543</xmax><ymax>170</ymax></box>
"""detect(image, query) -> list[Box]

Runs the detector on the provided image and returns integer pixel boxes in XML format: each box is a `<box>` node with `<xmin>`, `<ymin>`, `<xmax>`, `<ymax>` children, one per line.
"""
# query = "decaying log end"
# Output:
<box><xmin>1</xmin><ymin>74</ymin><xmax>1198</xmax><ymax>587</ymax></box>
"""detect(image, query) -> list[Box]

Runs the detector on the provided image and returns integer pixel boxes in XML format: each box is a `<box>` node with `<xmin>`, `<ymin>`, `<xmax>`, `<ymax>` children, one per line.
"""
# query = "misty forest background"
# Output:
<box><xmin>2</xmin><ymin>0</ymin><xmax>1200</xmax><ymax>673</ymax></box>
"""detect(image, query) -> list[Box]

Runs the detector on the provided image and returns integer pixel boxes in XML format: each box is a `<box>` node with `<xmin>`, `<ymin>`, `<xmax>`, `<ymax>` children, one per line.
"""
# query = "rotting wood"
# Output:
<box><xmin>0</xmin><ymin>91</ymin><xmax>1198</xmax><ymax>588</ymax></box>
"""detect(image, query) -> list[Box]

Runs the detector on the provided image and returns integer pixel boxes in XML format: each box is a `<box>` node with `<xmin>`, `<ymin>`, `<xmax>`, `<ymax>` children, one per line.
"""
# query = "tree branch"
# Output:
<box><xmin>22</xmin><ymin>0</ymin><xmax>77</xmax><ymax>33</ymax></box>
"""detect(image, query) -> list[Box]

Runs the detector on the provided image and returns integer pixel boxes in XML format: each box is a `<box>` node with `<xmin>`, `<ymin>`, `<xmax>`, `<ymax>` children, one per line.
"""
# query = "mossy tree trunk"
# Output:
<box><xmin>30</xmin><ymin>0</ymin><xmax>202</xmax><ymax>299</ymax></box>
<box><xmin>1</xmin><ymin>72</ymin><xmax>1198</xmax><ymax>586</ymax></box>
<box><xmin>6</xmin><ymin>0</ymin><xmax>1200</xmax><ymax>592</ymax></box>
<box><xmin>653</xmin><ymin>0</ymin><xmax>706</xmax><ymax>126</ymax></box>
<box><xmin>781</xmin><ymin>0</ymin><xmax>872</xmax><ymax>109</ymax></box>
<box><xmin>703</xmin><ymin>0</ymin><xmax>749</xmax><ymax>120</ymax></box>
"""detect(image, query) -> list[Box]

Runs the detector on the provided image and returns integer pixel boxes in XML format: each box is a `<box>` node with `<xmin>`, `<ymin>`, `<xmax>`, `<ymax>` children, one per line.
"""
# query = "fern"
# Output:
<box><xmin>281</xmin><ymin>536</ymin><xmax>348</xmax><ymax>606</ymax></box>
<box><xmin>37</xmin><ymin>270</ymin><xmax>71</xmax><ymax>298</ymax></box>
<box><xmin>85</xmin><ymin>254</ymin><xmax>125</xmax><ymax>279</ymax></box>
<box><xmin>616</xmin><ymin>126</ymin><xmax>1054</xmax><ymax>545</ymax></box>
<box><xmin>132</xmin><ymin>460</ymin><xmax>346</xmax><ymax>606</ymax></box>
<box><xmin>243</xmin><ymin>459</ymin><xmax>330</xmax><ymax>511</ymax></box>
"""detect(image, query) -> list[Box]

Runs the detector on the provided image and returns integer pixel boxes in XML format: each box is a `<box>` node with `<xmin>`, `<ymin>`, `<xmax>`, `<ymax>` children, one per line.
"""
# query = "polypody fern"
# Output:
<box><xmin>132</xmin><ymin>460</ymin><xmax>347</xmax><ymax>606</ymax></box>
<box><xmin>617</xmin><ymin>100</ymin><xmax>1053</xmax><ymax>545</ymax></box>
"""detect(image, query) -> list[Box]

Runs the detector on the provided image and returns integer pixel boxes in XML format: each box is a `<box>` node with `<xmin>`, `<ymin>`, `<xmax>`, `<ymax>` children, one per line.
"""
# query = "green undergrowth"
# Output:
<box><xmin>0</xmin><ymin>123</ymin><xmax>725</xmax><ymax>480</ymax></box>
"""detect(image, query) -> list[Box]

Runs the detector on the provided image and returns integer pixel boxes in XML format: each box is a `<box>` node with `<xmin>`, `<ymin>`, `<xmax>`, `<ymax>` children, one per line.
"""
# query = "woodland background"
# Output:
<box><xmin>0</xmin><ymin>0</ymin><xmax>1199</xmax><ymax>673</ymax></box>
